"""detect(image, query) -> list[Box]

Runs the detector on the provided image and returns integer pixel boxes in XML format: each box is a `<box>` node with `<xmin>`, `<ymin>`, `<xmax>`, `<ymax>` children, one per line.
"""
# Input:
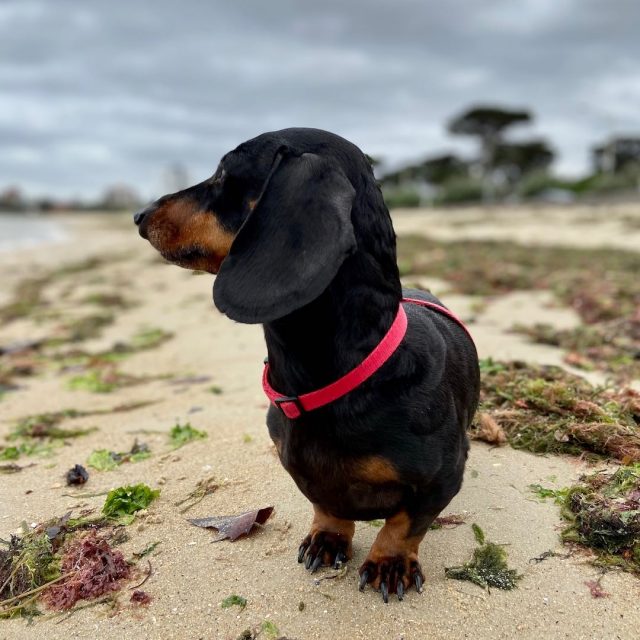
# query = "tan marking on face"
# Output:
<box><xmin>247</xmin><ymin>198</ymin><xmax>258</xmax><ymax>211</ymax></box>
<box><xmin>144</xmin><ymin>197</ymin><xmax>235</xmax><ymax>273</ymax></box>
<box><xmin>354</xmin><ymin>456</ymin><xmax>399</xmax><ymax>484</ymax></box>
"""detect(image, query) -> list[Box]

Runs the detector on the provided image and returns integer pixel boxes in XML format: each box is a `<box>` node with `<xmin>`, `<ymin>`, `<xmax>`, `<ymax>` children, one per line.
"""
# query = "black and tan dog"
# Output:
<box><xmin>134</xmin><ymin>128</ymin><xmax>480</xmax><ymax>602</ymax></box>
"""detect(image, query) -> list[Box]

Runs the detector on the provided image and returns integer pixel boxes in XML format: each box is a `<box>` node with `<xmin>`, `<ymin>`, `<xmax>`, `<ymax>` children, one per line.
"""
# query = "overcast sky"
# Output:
<box><xmin>2</xmin><ymin>0</ymin><xmax>639</xmax><ymax>199</ymax></box>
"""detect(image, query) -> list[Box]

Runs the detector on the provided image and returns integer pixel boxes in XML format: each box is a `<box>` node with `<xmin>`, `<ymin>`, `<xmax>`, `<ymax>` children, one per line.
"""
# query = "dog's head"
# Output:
<box><xmin>135</xmin><ymin>128</ymin><xmax>373</xmax><ymax>324</ymax></box>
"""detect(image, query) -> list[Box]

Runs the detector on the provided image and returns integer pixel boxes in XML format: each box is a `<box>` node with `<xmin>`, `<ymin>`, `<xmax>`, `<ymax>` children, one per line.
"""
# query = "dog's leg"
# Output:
<box><xmin>358</xmin><ymin>509</ymin><xmax>438</xmax><ymax>603</ymax></box>
<box><xmin>298</xmin><ymin>504</ymin><xmax>355</xmax><ymax>572</ymax></box>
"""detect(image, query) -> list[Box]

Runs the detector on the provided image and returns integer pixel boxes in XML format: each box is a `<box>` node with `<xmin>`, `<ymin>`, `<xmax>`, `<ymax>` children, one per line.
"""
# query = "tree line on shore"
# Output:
<box><xmin>3</xmin><ymin>105</ymin><xmax>640</xmax><ymax>212</ymax></box>
<box><xmin>378</xmin><ymin>105</ymin><xmax>640</xmax><ymax>207</ymax></box>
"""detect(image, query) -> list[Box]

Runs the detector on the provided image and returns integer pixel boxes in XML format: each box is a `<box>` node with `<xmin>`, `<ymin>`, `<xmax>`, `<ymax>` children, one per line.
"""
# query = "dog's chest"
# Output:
<box><xmin>268</xmin><ymin>414</ymin><xmax>405</xmax><ymax>520</ymax></box>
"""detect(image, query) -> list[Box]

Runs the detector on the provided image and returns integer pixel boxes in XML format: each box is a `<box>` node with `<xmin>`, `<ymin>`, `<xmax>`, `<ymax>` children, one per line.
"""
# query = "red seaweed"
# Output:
<box><xmin>42</xmin><ymin>531</ymin><xmax>130</xmax><ymax>610</ymax></box>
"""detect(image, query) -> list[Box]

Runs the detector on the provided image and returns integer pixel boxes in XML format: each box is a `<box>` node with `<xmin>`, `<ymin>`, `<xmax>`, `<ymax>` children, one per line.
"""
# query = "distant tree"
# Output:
<box><xmin>448</xmin><ymin>106</ymin><xmax>531</xmax><ymax>145</ymax></box>
<box><xmin>448</xmin><ymin>105</ymin><xmax>532</xmax><ymax>200</ymax></box>
<box><xmin>492</xmin><ymin>140</ymin><xmax>554</xmax><ymax>182</ymax></box>
<box><xmin>379</xmin><ymin>154</ymin><xmax>467</xmax><ymax>187</ymax></box>
<box><xmin>414</xmin><ymin>154</ymin><xmax>469</xmax><ymax>185</ymax></box>
<box><xmin>378</xmin><ymin>167</ymin><xmax>410</xmax><ymax>187</ymax></box>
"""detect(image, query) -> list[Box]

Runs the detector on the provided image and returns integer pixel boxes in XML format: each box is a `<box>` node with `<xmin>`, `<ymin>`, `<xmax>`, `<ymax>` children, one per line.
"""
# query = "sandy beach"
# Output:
<box><xmin>1</xmin><ymin>205</ymin><xmax>640</xmax><ymax>640</ymax></box>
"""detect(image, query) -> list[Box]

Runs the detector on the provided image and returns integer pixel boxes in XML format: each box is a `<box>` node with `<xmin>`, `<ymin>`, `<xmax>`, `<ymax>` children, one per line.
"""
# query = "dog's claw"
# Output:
<box><xmin>334</xmin><ymin>551</ymin><xmax>347</xmax><ymax>569</ymax></box>
<box><xmin>359</xmin><ymin>555</ymin><xmax>424</xmax><ymax>601</ymax></box>
<box><xmin>297</xmin><ymin>530</ymin><xmax>351</xmax><ymax>573</ymax></box>
<box><xmin>359</xmin><ymin>571</ymin><xmax>368</xmax><ymax>591</ymax></box>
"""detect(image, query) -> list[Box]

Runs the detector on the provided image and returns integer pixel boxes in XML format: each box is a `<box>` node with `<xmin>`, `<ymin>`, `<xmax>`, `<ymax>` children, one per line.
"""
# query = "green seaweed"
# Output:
<box><xmin>0</xmin><ymin>532</ymin><xmax>60</xmax><ymax>618</ymax></box>
<box><xmin>9</xmin><ymin>404</ymin><xmax>151</xmax><ymax>446</ymax></box>
<box><xmin>260</xmin><ymin>620</ymin><xmax>279</xmax><ymax>638</ymax></box>
<box><xmin>0</xmin><ymin>480</ymin><xmax>146</xmax><ymax>618</ymax></box>
<box><xmin>11</xmin><ymin>412</ymin><xmax>96</xmax><ymax>440</ymax></box>
<box><xmin>0</xmin><ymin>278</ymin><xmax>49</xmax><ymax>324</ymax></box>
<box><xmin>529</xmin><ymin>484</ymin><xmax>569</xmax><ymax>503</ymax></box>
<box><xmin>87</xmin><ymin>442</ymin><xmax>151</xmax><ymax>471</ymax></box>
<box><xmin>221</xmin><ymin>594</ymin><xmax>247</xmax><ymax>610</ymax></box>
<box><xmin>86</xmin><ymin>450</ymin><xmax>120</xmax><ymax>471</ymax></box>
<box><xmin>102</xmin><ymin>484</ymin><xmax>160</xmax><ymax>519</ymax></box>
<box><xmin>66</xmin><ymin>367</ymin><xmax>154</xmax><ymax>393</ymax></box>
<box><xmin>397</xmin><ymin>235</ymin><xmax>640</xmax><ymax>382</ymax></box>
<box><xmin>169</xmin><ymin>422</ymin><xmax>207</xmax><ymax>448</ymax></box>
<box><xmin>560</xmin><ymin>464</ymin><xmax>640</xmax><ymax>574</ymax></box>
<box><xmin>81</xmin><ymin>293</ymin><xmax>134</xmax><ymax>309</ymax></box>
<box><xmin>0</xmin><ymin>447</ymin><xmax>20</xmax><ymax>461</ymax></box>
<box><xmin>471</xmin><ymin>523</ymin><xmax>485</xmax><ymax>544</ymax></box>
<box><xmin>128</xmin><ymin>327</ymin><xmax>173</xmax><ymax>351</ymax></box>
<box><xmin>58</xmin><ymin>313</ymin><xmax>114</xmax><ymax>343</ymax></box>
<box><xmin>67</xmin><ymin>371</ymin><xmax>118</xmax><ymax>393</ymax></box>
<box><xmin>514</xmin><ymin>321</ymin><xmax>640</xmax><ymax>382</ymax></box>
<box><xmin>397</xmin><ymin>234</ymin><xmax>640</xmax><ymax>324</ymax></box>
<box><xmin>54</xmin><ymin>326</ymin><xmax>172</xmax><ymax>372</ymax></box>
<box><xmin>445</xmin><ymin>524</ymin><xmax>521</xmax><ymax>590</ymax></box>
<box><xmin>475</xmin><ymin>360</ymin><xmax>640</xmax><ymax>462</ymax></box>
<box><xmin>0</xmin><ymin>441</ymin><xmax>59</xmax><ymax>461</ymax></box>
<box><xmin>0</xmin><ymin>255</ymin><xmax>128</xmax><ymax>325</ymax></box>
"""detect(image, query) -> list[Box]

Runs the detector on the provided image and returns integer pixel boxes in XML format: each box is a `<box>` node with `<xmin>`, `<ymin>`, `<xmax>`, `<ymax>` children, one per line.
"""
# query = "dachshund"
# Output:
<box><xmin>134</xmin><ymin>128</ymin><xmax>480</xmax><ymax>603</ymax></box>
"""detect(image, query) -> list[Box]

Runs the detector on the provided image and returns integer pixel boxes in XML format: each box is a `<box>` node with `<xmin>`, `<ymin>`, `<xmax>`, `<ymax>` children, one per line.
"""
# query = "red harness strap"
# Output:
<box><xmin>262</xmin><ymin>297</ymin><xmax>473</xmax><ymax>419</ymax></box>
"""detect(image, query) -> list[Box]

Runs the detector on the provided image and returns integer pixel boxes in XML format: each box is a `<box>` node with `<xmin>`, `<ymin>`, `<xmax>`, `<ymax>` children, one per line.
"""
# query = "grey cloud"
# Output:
<box><xmin>1</xmin><ymin>0</ymin><xmax>639</xmax><ymax>197</ymax></box>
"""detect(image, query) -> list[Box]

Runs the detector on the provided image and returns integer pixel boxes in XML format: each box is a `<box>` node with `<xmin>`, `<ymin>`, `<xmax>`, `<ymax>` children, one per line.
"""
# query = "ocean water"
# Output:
<box><xmin>0</xmin><ymin>213</ymin><xmax>69</xmax><ymax>253</ymax></box>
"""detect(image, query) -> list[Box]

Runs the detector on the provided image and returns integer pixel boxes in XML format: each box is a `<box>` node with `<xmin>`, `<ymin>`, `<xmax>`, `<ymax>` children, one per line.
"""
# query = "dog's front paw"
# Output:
<box><xmin>297</xmin><ymin>530</ymin><xmax>352</xmax><ymax>573</ymax></box>
<box><xmin>358</xmin><ymin>552</ymin><xmax>424</xmax><ymax>603</ymax></box>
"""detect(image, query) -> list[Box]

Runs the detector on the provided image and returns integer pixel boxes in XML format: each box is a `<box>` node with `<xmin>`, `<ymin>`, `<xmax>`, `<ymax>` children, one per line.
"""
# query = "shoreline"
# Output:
<box><xmin>0</xmin><ymin>212</ymin><xmax>71</xmax><ymax>253</ymax></box>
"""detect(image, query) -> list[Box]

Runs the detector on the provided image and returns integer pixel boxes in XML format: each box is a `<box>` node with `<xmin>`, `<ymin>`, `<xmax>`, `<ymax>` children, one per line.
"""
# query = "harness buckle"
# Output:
<box><xmin>274</xmin><ymin>395</ymin><xmax>303</xmax><ymax>418</ymax></box>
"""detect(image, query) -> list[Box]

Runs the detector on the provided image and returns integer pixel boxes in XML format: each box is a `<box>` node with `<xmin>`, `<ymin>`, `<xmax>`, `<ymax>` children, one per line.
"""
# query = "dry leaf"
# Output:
<box><xmin>473</xmin><ymin>413</ymin><xmax>507</xmax><ymax>445</ymax></box>
<box><xmin>433</xmin><ymin>514</ymin><xmax>466</xmax><ymax>528</ymax></box>
<box><xmin>188</xmin><ymin>506</ymin><xmax>274</xmax><ymax>541</ymax></box>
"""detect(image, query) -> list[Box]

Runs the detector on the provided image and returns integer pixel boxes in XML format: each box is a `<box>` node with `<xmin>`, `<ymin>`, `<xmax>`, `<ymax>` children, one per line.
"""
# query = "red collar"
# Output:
<box><xmin>262</xmin><ymin>297</ymin><xmax>473</xmax><ymax>419</ymax></box>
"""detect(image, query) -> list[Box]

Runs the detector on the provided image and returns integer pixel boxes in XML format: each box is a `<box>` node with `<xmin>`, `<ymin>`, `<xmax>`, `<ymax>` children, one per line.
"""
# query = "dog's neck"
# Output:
<box><xmin>263</xmin><ymin>252</ymin><xmax>401</xmax><ymax>396</ymax></box>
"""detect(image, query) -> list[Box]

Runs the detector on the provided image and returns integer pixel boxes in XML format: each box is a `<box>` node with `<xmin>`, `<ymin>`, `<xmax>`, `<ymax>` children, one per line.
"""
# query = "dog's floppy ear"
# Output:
<box><xmin>213</xmin><ymin>152</ymin><xmax>356</xmax><ymax>323</ymax></box>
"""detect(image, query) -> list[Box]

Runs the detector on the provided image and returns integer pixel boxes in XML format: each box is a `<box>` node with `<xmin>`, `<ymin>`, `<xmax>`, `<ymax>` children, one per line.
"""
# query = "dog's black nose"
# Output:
<box><xmin>133</xmin><ymin>210</ymin><xmax>147</xmax><ymax>226</ymax></box>
<box><xmin>134</xmin><ymin>203</ymin><xmax>156</xmax><ymax>238</ymax></box>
